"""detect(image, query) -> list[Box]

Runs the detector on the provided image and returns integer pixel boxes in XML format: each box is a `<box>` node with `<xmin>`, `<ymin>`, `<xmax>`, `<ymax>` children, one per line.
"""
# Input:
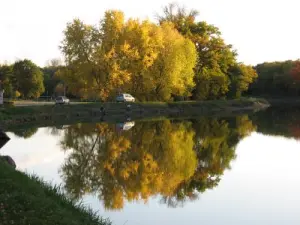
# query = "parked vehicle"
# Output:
<box><xmin>116</xmin><ymin>121</ymin><xmax>135</xmax><ymax>131</ymax></box>
<box><xmin>55</xmin><ymin>96</ymin><xmax>70</xmax><ymax>104</ymax></box>
<box><xmin>116</xmin><ymin>93</ymin><xmax>135</xmax><ymax>102</ymax></box>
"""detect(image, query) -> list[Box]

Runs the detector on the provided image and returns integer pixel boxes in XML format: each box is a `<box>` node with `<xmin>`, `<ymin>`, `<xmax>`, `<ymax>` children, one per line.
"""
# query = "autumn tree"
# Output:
<box><xmin>228</xmin><ymin>63</ymin><xmax>258</xmax><ymax>98</ymax></box>
<box><xmin>157</xmin><ymin>3</ymin><xmax>256</xmax><ymax>100</ymax></box>
<box><xmin>290</xmin><ymin>61</ymin><xmax>300</xmax><ymax>80</ymax></box>
<box><xmin>12</xmin><ymin>59</ymin><xmax>45</xmax><ymax>98</ymax></box>
<box><xmin>54</xmin><ymin>83</ymin><xmax>65</xmax><ymax>96</ymax></box>
<box><xmin>248</xmin><ymin>60</ymin><xmax>299</xmax><ymax>97</ymax></box>
<box><xmin>156</xmin><ymin>2</ymin><xmax>199</xmax><ymax>35</ymax></box>
<box><xmin>59</xmin><ymin>10</ymin><xmax>197</xmax><ymax>101</ymax></box>
<box><xmin>45</xmin><ymin>58</ymin><xmax>63</xmax><ymax>68</ymax></box>
<box><xmin>42</xmin><ymin>58</ymin><xmax>64</xmax><ymax>97</ymax></box>
<box><xmin>288</xmin><ymin>60</ymin><xmax>300</xmax><ymax>94</ymax></box>
<box><xmin>148</xmin><ymin>22</ymin><xmax>196</xmax><ymax>100</ymax></box>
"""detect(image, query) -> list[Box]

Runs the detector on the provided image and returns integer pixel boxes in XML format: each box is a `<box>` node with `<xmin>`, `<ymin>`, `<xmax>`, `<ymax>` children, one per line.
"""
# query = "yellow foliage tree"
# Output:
<box><xmin>59</xmin><ymin>10</ymin><xmax>197</xmax><ymax>101</ymax></box>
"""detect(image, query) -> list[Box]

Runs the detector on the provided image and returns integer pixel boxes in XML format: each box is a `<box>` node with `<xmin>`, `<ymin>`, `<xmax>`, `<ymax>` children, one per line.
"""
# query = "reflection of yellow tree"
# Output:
<box><xmin>60</xmin><ymin>116</ymin><xmax>256</xmax><ymax>210</ymax></box>
<box><xmin>166</xmin><ymin>115</ymin><xmax>256</xmax><ymax>206</ymax></box>
<box><xmin>236</xmin><ymin>115</ymin><xmax>257</xmax><ymax>137</ymax></box>
<box><xmin>60</xmin><ymin>121</ymin><xmax>197</xmax><ymax>210</ymax></box>
<box><xmin>111</xmin><ymin>121</ymin><xmax>197</xmax><ymax>202</ymax></box>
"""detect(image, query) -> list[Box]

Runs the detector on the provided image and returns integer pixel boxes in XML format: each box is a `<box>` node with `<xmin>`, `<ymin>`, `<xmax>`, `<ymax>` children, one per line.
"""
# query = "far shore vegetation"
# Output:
<box><xmin>0</xmin><ymin>3</ymin><xmax>282</xmax><ymax>104</ymax></box>
<box><xmin>1</xmin><ymin>5</ymin><xmax>299</xmax><ymax>104</ymax></box>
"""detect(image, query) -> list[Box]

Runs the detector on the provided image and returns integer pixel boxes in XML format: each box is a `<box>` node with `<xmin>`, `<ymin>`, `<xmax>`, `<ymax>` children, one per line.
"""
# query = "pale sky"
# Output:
<box><xmin>1</xmin><ymin>0</ymin><xmax>300</xmax><ymax>66</ymax></box>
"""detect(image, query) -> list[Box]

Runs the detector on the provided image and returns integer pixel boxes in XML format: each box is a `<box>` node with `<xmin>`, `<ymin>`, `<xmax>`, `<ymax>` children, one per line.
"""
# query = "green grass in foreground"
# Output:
<box><xmin>0</xmin><ymin>161</ymin><xmax>111</xmax><ymax>225</ymax></box>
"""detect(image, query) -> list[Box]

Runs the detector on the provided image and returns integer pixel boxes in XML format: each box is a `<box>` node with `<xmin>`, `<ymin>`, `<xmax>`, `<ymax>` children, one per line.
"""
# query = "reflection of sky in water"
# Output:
<box><xmin>1</xmin><ymin>128</ymin><xmax>300</xmax><ymax>225</ymax></box>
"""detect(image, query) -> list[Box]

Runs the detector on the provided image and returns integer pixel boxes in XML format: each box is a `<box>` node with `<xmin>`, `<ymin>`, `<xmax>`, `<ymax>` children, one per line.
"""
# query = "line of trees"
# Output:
<box><xmin>248</xmin><ymin>60</ymin><xmax>300</xmax><ymax>97</ymax></box>
<box><xmin>0</xmin><ymin>59</ymin><xmax>44</xmax><ymax>98</ymax></box>
<box><xmin>0</xmin><ymin>59</ymin><xmax>64</xmax><ymax>99</ymax></box>
<box><xmin>57</xmin><ymin>3</ymin><xmax>258</xmax><ymax>101</ymax></box>
<box><xmin>2</xmin><ymin>3</ymin><xmax>299</xmax><ymax>101</ymax></box>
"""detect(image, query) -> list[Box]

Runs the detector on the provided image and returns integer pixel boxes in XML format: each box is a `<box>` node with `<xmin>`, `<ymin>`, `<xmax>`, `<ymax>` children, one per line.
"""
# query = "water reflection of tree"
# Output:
<box><xmin>59</xmin><ymin>116</ymin><xmax>256</xmax><ymax>210</ymax></box>
<box><xmin>169</xmin><ymin>115</ymin><xmax>256</xmax><ymax>205</ymax></box>
<box><xmin>13</xmin><ymin>127</ymin><xmax>38</xmax><ymax>139</ymax></box>
<box><xmin>252</xmin><ymin>108</ymin><xmax>300</xmax><ymax>139</ymax></box>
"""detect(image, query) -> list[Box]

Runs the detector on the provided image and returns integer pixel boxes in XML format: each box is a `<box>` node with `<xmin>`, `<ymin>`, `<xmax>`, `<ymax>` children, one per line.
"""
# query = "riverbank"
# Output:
<box><xmin>0</xmin><ymin>160</ymin><xmax>111</xmax><ymax>225</ymax></box>
<box><xmin>262</xmin><ymin>98</ymin><xmax>300</xmax><ymax>107</ymax></box>
<box><xmin>0</xmin><ymin>98</ymin><xmax>269</xmax><ymax>131</ymax></box>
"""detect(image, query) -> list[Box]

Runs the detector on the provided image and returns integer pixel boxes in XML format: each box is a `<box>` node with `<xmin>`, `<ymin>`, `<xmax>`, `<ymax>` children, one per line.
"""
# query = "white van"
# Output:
<box><xmin>116</xmin><ymin>93</ymin><xmax>135</xmax><ymax>102</ymax></box>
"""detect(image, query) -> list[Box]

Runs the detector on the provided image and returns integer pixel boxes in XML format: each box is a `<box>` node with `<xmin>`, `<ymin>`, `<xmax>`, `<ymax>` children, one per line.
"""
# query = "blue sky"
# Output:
<box><xmin>1</xmin><ymin>0</ymin><xmax>300</xmax><ymax>66</ymax></box>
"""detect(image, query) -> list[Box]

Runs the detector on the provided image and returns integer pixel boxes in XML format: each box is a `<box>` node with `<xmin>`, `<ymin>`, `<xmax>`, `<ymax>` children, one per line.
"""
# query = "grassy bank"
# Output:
<box><xmin>261</xmin><ymin>97</ymin><xmax>300</xmax><ymax>107</ymax></box>
<box><xmin>0</xmin><ymin>160</ymin><xmax>111</xmax><ymax>225</ymax></box>
<box><xmin>0</xmin><ymin>98</ymin><xmax>269</xmax><ymax>131</ymax></box>
<box><xmin>243</xmin><ymin>96</ymin><xmax>300</xmax><ymax>108</ymax></box>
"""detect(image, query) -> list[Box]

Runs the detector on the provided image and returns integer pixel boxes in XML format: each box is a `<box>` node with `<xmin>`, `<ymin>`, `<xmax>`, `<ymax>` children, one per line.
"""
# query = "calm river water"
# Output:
<box><xmin>1</xmin><ymin>108</ymin><xmax>300</xmax><ymax>225</ymax></box>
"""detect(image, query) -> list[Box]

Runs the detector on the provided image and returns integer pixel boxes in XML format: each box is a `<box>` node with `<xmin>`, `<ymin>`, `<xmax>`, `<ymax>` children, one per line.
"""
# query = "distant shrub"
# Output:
<box><xmin>3</xmin><ymin>100</ymin><xmax>14</xmax><ymax>106</ymax></box>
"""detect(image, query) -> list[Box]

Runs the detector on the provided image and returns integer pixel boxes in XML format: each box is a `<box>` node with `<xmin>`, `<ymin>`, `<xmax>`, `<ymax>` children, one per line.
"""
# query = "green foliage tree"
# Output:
<box><xmin>42</xmin><ymin>59</ymin><xmax>64</xmax><ymax>97</ymax></box>
<box><xmin>12</xmin><ymin>59</ymin><xmax>45</xmax><ymax>98</ymax></box>
<box><xmin>248</xmin><ymin>60</ymin><xmax>300</xmax><ymax>97</ymax></box>
<box><xmin>13</xmin><ymin>127</ymin><xmax>39</xmax><ymax>139</ymax></box>
<box><xmin>0</xmin><ymin>64</ymin><xmax>14</xmax><ymax>97</ymax></box>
